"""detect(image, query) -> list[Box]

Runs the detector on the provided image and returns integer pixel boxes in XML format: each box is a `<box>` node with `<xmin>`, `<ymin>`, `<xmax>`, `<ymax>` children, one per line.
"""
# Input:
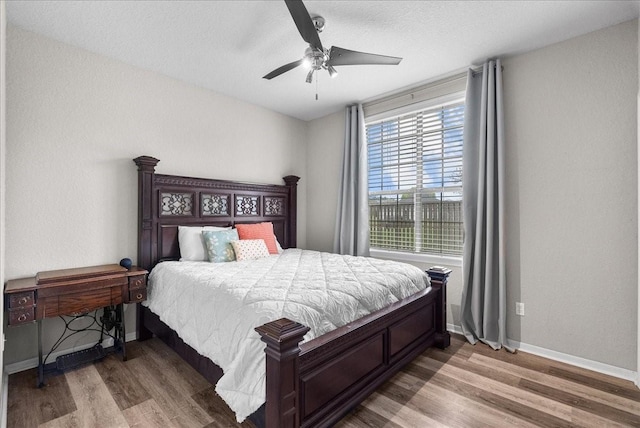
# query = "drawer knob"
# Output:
<box><xmin>136</xmin><ymin>293</ymin><xmax>143</xmax><ymax>300</ymax></box>
<box><xmin>17</xmin><ymin>313</ymin><xmax>28</xmax><ymax>322</ymax></box>
<box><xmin>134</xmin><ymin>279</ymin><xmax>143</xmax><ymax>287</ymax></box>
<box><xmin>18</xmin><ymin>297</ymin><xmax>28</xmax><ymax>305</ymax></box>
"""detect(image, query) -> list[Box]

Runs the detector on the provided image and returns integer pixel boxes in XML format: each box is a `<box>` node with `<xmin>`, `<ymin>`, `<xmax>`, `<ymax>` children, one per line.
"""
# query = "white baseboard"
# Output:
<box><xmin>507</xmin><ymin>339</ymin><xmax>637</xmax><ymax>384</ymax></box>
<box><xmin>4</xmin><ymin>332</ymin><xmax>138</xmax><ymax>375</ymax></box>
<box><xmin>446</xmin><ymin>323</ymin><xmax>637</xmax><ymax>384</ymax></box>
<box><xmin>447</xmin><ymin>323</ymin><xmax>463</xmax><ymax>336</ymax></box>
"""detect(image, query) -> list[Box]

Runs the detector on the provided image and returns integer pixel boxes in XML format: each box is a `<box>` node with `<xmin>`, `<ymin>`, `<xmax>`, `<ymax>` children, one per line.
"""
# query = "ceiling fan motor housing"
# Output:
<box><xmin>312</xmin><ymin>16</ymin><xmax>325</xmax><ymax>32</ymax></box>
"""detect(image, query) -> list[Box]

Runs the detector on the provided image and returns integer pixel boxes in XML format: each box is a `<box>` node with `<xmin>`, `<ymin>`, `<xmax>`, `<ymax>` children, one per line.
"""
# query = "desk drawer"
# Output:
<box><xmin>128</xmin><ymin>288</ymin><xmax>147</xmax><ymax>303</ymax></box>
<box><xmin>125</xmin><ymin>273</ymin><xmax>147</xmax><ymax>303</ymax></box>
<box><xmin>9</xmin><ymin>291</ymin><xmax>35</xmax><ymax>308</ymax></box>
<box><xmin>44</xmin><ymin>287</ymin><xmax>117</xmax><ymax>317</ymax></box>
<box><xmin>129</xmin><ymin>275</ymin><xmax>146</xmax><ymax>290</ymax></box>
<box><xmin>9</xmin><ymin>307</ymin><xmax>35</xmax><ymax>325</ymax></box>
<box><xmin>59</xmin><ymin>288</ymin><xmax>112</xmax><ymax>316</ymax></box>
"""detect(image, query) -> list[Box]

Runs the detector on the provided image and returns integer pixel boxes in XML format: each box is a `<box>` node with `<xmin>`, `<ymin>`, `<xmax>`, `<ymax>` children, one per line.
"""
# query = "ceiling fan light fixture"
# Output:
<box><xmin>327</xmin><ymin>65</ymin><xmax>338</xmax><ymax>78</ymax></box>
<box><xmin>305</xmin><ymin>69</ymin><xmax>314</xmax><ymax>83</ymax></box>
<box><xmin>302</xmin><ymin>47</ymin><xmax>314</xmax><ymax>69</ymax></box>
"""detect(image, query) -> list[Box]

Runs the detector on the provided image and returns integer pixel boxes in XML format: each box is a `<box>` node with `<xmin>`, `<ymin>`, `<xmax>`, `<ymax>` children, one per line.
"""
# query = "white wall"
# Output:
<box><xmin>1</xmin><ymin>0</ymin><xmax>7</xmax><ymax>402</ymax></box>
<box><xmin>637</xmin><ymin>12</ymin><xmax>640</xmax><ymax>387</ymax></box>
<box><xmin>503</xmin><ymin>19</ymin><xmax>637</xmax><ymax>371</ymax></box>
<box><xmin>307</xmin><ymin>19</ymin><xmax>638</xmax><ymax>372</ymax></box>
<box><xmin>306</xmin><ymin>110</ymin><xmax>343</xmax><ymax>253</ymax></box>
<box><xmin>4</xmin><ymin>25</ymin><xmax>307</xmax><ymax>365</ymax></box>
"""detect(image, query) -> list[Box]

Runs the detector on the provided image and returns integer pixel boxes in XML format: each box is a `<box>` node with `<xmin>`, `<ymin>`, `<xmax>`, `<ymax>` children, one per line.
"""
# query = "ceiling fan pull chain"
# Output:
<box><xmin>315</xmin><ymin>74</ymin><xmax>319</xmax><ymax>100</ymax></box>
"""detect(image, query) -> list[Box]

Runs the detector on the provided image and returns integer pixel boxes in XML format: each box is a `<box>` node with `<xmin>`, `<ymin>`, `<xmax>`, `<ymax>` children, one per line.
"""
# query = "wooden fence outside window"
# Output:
<box><xmin>369</xmin><ymin>200</ymin><xmax>463</xmax><ymax>256</ymax></box>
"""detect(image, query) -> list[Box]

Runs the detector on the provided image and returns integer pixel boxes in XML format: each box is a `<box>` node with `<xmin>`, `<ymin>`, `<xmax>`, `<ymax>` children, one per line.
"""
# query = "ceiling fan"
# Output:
<box><xmin>263</xmin><ymin>0</ymin><xmax>402</xmax><ymax>84</ymax></box>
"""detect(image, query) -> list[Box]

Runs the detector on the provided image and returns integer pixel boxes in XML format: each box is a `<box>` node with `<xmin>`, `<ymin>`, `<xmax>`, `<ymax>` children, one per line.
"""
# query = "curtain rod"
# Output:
<box><xmin>363</xmin><ymin>61</ymin><xmax>503</xmax><ymax>114</ymax></box>
<box><xmin>471</xmin><ymin>62</ymin><xmax>504</xmax><ymax>76</ymax></box>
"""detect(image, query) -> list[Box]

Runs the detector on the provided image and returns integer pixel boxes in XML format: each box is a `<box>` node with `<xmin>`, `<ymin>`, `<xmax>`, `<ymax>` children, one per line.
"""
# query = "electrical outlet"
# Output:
<box><xmin>516</xmin><ymin>302</ymin><xmax>525</xmax><ymax>316</ymax></box>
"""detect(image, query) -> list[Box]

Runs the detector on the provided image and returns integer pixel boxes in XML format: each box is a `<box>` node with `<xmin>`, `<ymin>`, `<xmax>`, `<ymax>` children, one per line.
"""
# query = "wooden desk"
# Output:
<box><xmin>4</xmin><ymin>264</ymin><xmax>148</xmax><ymax>386</ymax></box>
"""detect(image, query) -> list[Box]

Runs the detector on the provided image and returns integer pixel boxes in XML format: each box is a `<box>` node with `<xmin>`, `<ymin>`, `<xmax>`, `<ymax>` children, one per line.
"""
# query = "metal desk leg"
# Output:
<box><xmin>37</xmin><ymin>319</ymin><xmax>44</xmax><ymax>388</ymax></box>
<box><xmin>99</xmin><ymin>307</ymin><xmax>106</xmax><ymax>345</ymax></box>
<box><xmin>118</xmin><ymin>303</ymin><xmax>126</xmax><ymax>361</ymax></box>
<box><xmin>98</xmin><ymin>305</ymin><xmax>125</xmax><ymax>360</ymax></box>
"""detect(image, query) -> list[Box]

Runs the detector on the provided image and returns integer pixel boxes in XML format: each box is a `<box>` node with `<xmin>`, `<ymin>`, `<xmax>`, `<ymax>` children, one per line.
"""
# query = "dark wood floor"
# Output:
<box><xmin>7</xmin><ymin>334</ymin><xmax>640</xmax><ymax>427</ymax></box>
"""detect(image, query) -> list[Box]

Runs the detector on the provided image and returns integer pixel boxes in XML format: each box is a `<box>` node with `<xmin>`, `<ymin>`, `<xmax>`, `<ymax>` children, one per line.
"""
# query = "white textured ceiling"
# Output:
<box><xmin>6</xmin><ymin>0</ymin><xmax>640</xmax><ymax>121</ymax></box>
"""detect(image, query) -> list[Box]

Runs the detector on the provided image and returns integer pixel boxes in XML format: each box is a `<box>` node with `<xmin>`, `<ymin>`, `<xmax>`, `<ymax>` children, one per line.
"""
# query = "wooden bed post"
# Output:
<box><xmin>427</xmin><ymin>267</ymin><xmax>452</xmax><ymax>349</ymax></box>
<box><xmin>133</xmin><ymin>156</ymin><xmax>159</xmax><ymax>271</ymax></box>
<box><xmin>133</xmin><ymin>156</ymin><xmax>159</xmax><ymax>342</ymax></box>
<box><xmin>283</xmin><ymin>175</ymin><xmax>299</xmax><ymax>248</ymax></box>
<box><xmin>255</xmin><ymin>318</ymin><xmax>309</xmax><ymax>428</ymax></box>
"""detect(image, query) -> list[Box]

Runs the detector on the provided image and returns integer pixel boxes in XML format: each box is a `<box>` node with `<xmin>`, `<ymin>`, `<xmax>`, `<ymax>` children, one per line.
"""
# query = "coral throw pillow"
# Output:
<box><xmin>235</xmin><ymin>222</ymin><xmax>278</xmax><ymax>254</ymax></box>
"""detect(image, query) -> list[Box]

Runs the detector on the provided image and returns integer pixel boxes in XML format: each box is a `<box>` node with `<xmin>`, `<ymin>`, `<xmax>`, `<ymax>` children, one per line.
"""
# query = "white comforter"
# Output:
<box><xmin>144</xmin><ymin>249</ymin><xmax>430</xmax><ymax>422</ymax></box>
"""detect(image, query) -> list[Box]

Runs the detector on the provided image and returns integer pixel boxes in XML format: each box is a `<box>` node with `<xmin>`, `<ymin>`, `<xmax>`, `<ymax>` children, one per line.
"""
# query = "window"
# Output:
<box><xmin>367</xmin><ymin>99</ymin><xmax>464</xmax><ymax>257</ymax></box>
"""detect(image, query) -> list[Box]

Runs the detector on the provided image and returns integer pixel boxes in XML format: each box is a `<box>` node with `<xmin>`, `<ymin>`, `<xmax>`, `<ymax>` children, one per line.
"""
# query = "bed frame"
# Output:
<box><xmin>134</xmin><ymin>156</ymin><xmax>451</xmax><ymax>428</ymax></box>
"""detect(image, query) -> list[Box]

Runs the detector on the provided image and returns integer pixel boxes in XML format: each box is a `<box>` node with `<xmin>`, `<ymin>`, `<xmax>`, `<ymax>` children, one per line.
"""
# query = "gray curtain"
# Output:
<box><xmin>460</xmin><ymin>59</ymin><xmax>508</xmax><ymax>350</ymax></box>
<box><xmin>334</xmin><ymin>104</ymin><xmax>370</xmax><ymax>256</ymax></box>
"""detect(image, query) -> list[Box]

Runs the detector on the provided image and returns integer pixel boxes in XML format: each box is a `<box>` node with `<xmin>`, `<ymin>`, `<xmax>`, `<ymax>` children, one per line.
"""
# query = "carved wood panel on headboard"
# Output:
<box><xmin>134</xmin><ymin>156</ymin><xmax>299</xmax><ymax>271</ymax></box>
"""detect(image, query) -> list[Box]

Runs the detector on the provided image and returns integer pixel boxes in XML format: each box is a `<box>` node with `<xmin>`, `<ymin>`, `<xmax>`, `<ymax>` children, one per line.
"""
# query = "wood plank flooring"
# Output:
<box><xmin>8</xmin><ymin>334</ymin><xmax>640</xmax><ymax>427</ymax></box>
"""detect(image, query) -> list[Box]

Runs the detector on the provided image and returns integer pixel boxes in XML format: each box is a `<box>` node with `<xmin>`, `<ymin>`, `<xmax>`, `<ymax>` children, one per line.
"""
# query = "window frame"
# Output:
<box><xmin>366</xmin><ymin>91</ymin><xmax>466</xmax><ymax>264</ymax></box>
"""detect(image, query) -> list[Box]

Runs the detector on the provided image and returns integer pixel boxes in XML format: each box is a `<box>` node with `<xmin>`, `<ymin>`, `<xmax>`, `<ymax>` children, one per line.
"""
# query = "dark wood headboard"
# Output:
<box><xmin>134</xmin><ymin>156</ymin><xmax>299</xmax><ymax>271</ymax></box>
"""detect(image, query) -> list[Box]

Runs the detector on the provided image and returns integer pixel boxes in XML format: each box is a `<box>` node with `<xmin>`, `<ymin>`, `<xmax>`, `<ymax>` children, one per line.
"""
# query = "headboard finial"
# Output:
<box><xmin>283</xmin><ymin>175</ymin><xmax>300</xmax><ymax>186</ymax></box>
<box><xmin>134</xmin><ymin>156</ymin><xmax>160</xmax><ymax>172</ymax></box>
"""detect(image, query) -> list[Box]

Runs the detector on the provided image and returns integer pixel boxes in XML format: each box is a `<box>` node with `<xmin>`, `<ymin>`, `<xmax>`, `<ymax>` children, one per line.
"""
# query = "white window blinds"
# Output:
<box><xmin>367</xmin><ymin>100</ymin><xmax>464</xmax><ymax>256</ymax></box>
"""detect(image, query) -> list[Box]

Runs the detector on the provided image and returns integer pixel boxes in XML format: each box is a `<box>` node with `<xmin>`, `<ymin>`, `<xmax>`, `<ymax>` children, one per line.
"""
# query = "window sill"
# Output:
<box><xmin>369</xmin><ymin>248</ymin><xmax>462</xmax><ymax>268</ymax></box>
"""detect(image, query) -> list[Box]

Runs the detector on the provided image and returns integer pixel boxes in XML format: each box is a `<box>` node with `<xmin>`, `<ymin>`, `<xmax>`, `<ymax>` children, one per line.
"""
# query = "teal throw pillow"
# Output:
<box><xmin>202</xmin><ymin>229</ymin><xmax>239</xmax><ymax>263</ymax></box>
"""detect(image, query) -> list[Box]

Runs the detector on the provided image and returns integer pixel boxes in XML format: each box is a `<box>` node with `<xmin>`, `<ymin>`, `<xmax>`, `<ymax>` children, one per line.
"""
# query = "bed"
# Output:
<box><xmin>133</xmin><ymin>156</ymin><xmax>451</xmax><ymax>428</ymax></box>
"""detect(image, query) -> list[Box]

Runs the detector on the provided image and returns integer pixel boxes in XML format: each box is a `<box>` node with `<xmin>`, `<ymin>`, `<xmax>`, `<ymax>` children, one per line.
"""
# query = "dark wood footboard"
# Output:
<box><xmin>255</xmin><ymin>267</ymin><xmax>451</xmax><ymax>428</ymax></box>
<box><xmin>137</xmin><ymin>268</ymin><xmax>450</xmax><ymax>428</ymax></box>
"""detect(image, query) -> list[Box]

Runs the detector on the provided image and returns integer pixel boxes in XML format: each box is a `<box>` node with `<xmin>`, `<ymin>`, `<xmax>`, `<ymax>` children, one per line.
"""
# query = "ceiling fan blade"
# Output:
<box><xmin>263</xmin><ymin>59</ymin><xmax>305</xmax><ymax>80</ymax></box>
<box><xmin>284</xmin><ymin>0</ymin><xmax>323</xmax><ymax>52</ymax></box>
<box><xmin>327</xmin><ymin>46</ymin><xmax>402</xmax><ymax>66</ymax></box>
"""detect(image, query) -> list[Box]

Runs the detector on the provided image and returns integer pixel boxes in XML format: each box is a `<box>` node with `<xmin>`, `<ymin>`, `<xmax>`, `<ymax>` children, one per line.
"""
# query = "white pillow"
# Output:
<box><xmin>231</xmin><ymin>239</ymin><xmax>270</xmax><ymax>261</ymax></box>
<box><xmin>178</xmin><ymin>225</ymin><xmax>230</xmax><ymax>261</ymax></box>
